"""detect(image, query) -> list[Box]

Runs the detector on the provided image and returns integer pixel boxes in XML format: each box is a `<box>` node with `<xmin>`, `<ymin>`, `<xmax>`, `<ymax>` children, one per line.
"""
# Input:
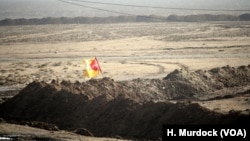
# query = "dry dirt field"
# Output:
<box><xmin>0</xmin><ymin>21</ymin><xmax>250</xmax><ymax>140</ymax></box>
<box><xmin>0</xmin><ymin>22</ymin><xmax>250</xmax><ymax>83</ymax></box>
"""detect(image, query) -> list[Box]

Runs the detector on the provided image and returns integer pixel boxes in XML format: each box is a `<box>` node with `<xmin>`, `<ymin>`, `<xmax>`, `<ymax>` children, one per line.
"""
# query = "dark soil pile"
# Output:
<box><xmin>0</xmin><ymin>65</ymin><xmax>250</xmax><ymax>140</ymax></box>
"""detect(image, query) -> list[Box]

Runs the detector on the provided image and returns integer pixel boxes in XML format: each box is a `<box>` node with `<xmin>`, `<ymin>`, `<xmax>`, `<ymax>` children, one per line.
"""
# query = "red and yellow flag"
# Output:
<box><xmin>83</xmin><ymin>57</ymin><xmax>102</xmax><ymax>78</ymax></box>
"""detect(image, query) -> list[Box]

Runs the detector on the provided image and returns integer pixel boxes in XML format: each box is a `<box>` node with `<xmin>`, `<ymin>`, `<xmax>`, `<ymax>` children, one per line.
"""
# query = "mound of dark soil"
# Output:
<box><xmin>0</xmin><ymin>65</ymin><xmax>250</xmax><ymax>140</ymax></box>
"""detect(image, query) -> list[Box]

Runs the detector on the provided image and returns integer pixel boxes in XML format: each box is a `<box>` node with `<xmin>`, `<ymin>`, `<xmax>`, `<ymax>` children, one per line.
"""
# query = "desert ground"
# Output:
<box><xmin>0</xmin><ymin>21</ymin><xmax>250</xmax><ymax>140</ymax></box>
<box><xmin>0</xmin><ymin>22</ymin><xmax>249</xmax><ymax>83</ymax></box>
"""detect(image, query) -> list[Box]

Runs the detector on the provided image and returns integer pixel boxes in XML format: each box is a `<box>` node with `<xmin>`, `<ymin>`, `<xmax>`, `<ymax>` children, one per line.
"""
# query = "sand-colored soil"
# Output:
<box><xmin>0</xmin><ymin>122</ymin><xmax>128</xmax><ymax>141</ymax></box>
<box><xmin>0</xmin><ymin>21</ymin><xmax>250</xmax><ymax>140</ymax></box>
<box><xmin>0</xmin><ymin>22</ymin><xmax>249</xmax><ymax>84</ymax></box>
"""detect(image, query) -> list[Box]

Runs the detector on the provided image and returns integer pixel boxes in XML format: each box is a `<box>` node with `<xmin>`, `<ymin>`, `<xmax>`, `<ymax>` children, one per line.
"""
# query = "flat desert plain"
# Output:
<box><xmin>0</xmin><ymin>21</ymin><xmax>250</xmax><ymax>140</ymax></box>
<box><xmin>0</xmin><ymin>22</ymin><xmax>249</xmax><ymax>83</ymax></box>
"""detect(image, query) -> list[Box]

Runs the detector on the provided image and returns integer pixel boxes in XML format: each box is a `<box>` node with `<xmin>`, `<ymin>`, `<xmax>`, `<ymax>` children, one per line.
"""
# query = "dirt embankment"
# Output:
<box><xmin>0</xmin><ymin>65</ymin><xmax>250</xmax><ymax>140</ymax></box>
<box><xmin>165</xmin><ymin>65</ymin><xmax>250</xmax><ymax>91</ymax></box>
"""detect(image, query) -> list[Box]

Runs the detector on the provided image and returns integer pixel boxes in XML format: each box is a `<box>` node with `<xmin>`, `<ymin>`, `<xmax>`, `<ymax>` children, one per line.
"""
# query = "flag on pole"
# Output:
<box><xmin>83</xmin><ymin>57</ymin><xmax>102</xmax><ymax>78</ymax></box>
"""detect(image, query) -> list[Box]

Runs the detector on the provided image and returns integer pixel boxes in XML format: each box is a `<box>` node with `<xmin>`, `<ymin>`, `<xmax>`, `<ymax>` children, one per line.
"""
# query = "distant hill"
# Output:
<box><xmin>0</xmin><ymin>14</ymin><xmax>249</xmax><ymax>26</ymax></box>
<box><xmin>239</xmin><ymin>13</ymin><xmax>250</xmax><ymax>21</ymax></box>
<box><xmin>167</xmin><ymin>14</ymin><xmax>237</xmax><ymax>22</ymax></box>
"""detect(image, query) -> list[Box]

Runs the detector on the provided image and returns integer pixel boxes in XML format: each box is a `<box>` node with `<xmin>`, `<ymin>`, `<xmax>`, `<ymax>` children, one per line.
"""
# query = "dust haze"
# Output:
<box><xmin>0</xmin><ymin>0</ymin><xmax>250</xmax><ymax>19</ymax></box>
<box><xmin>0</xmin><ymin>0</ymin><xmax>250</xmax><ymax>141</ymax></box>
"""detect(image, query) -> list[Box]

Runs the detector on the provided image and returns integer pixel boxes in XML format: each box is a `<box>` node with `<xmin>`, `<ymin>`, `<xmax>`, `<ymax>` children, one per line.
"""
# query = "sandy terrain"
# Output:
<box><xmin>0</xmin><ymin>22</ymin><xmax>249</xmax><ymax>84</ymax></box>
<box><xmin>0</xmin><ymin>122</ymin><xmax>128</xmax><ymax>141</ymax></box>
<box><xmin>0</xmin><ymin>21</ymin><xmax>250</xmax><ymax>140</ymax></box>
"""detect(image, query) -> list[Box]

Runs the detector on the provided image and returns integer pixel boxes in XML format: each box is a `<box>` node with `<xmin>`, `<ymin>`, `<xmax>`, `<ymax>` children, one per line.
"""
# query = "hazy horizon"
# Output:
<box><xmin>0</xmin><ymin>0</ymin><xmax>249</xmax><ymax>20</ymax></box>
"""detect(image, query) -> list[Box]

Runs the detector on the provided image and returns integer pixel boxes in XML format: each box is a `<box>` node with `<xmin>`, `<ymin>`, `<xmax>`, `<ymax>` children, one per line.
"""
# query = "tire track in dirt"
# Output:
<box><xmin>144</xmin><ymin>61</ymin><xmax>189</xmax><ymax>71</ymax></box>
<box><xmin>120</xmin><ymin>61</ymin><xmax>189</xmax><ymax>74</ymax></box>
<box><xmin>165</xmin><ymin>61</ymin><xmax>189</xmax><ymax>71</ymax></box>
<box><xmin>130</xmin><ymin>62</ymin><xmax>165</xmax><ymax>75</ymax></box>
<box><xmin>0</xmin><ymin>26</ymin><xmax>84</xmax><ymax>42</ymax></box>
<box><xmin>129</xmin><ymin>61</ymin><xmax>189</xmax><ymax>76</ymax></box>
<box><xmin>163</xmin><ymin>45</ymin><xmax>250</xmax><ymax>50</ymax></box>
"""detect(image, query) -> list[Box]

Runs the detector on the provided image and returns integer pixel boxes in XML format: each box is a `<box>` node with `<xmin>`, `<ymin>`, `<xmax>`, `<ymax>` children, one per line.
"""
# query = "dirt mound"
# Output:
<box><xmin>164</xmin><ymin>65</ymin><xmax>250</xmax><ymax>91</ymax></box>
<box><xmin>1</xmin><ymin>65</ymin><xmax>250</xmax><ymax>140</ymax></box>
<box><xmin>1</xmin><ymin>83</ymin><xmax>249</xmax><ymax>140</ymax></box>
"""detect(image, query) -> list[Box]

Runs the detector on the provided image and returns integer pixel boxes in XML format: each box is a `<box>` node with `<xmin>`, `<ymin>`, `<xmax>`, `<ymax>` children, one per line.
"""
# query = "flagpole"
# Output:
<box><xmin>95</xmin><ymin>57</ymin><xmax>104</xmax><ymax>77</ymax></box>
